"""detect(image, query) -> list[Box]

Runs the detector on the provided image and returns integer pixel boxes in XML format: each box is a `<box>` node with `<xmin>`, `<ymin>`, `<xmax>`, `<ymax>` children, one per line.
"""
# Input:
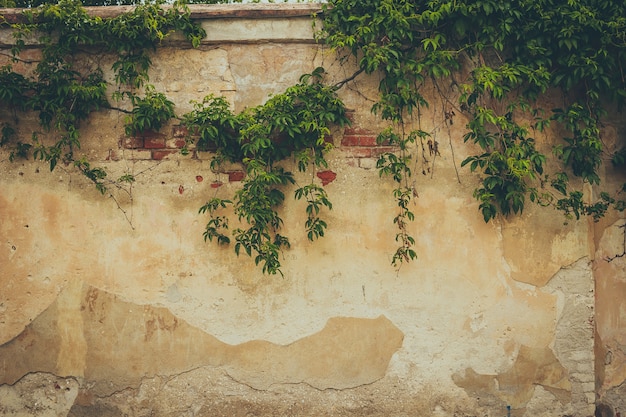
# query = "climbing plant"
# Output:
<box><xmin>319</xmin><ymin>0</ymin><xmax>626</xmax><ymax>262</ymax></box>
<box><xmin>0</xmin><ymin>0</ymin><xmax>205</xmax><ymax>193</ymax></box>
<box><xmin>0</xmin><ymin>2</ymin><xmax>348</xmax><ymax>275</ymax></box>
<box><xmin>187</xmin><ymin>67</ymin><xmax>349</xmax><ymax>275</ymax></box>
<box><xmin>2</xmin><ymin>0</ymin><xmax>626</xmax><ymax>274</ymax></box>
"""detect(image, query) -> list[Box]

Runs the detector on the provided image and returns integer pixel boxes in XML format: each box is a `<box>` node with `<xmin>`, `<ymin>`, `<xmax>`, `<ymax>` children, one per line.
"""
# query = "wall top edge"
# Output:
<box><xmin>0</xmin><ymin>3</ymin><xmax>324</xmax><ymax>22</ymax></box>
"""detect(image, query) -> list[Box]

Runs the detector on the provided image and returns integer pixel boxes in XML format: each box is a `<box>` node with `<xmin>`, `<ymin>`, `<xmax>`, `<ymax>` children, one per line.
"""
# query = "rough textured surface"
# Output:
<box><xmin>595</xmin><ymin>219</ymin><xmax>626</xmax><ymax>415</ymax></box>
<box><xmin>0</xmin><ymin>284</ymin><xmax>404</xmax><ymax>394</ymax></box>
<box><xmin>0</xmin><ymin>4</ymin><xmax>624</xmax><ymax>416</ymax></box>
<box><xmin>0</xmin><ymin>374</ymin><xmax>79</xmax><ymax>416</ymax></box>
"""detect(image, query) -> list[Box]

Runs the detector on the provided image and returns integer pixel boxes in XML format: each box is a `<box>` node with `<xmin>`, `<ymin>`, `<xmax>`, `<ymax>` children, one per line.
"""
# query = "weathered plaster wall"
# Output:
<box><xmin>0</xmin><ymin>4</ymin><xmax>624</xmax><ymax>417</ymax></box>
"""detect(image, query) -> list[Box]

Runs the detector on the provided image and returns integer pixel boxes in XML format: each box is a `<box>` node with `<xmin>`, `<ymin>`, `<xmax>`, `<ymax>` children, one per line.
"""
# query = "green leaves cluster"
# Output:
<box><xmin>1</xmin><ymin>2</ymin><xmax>350</xmax><ymax>275</ymax></box>
<box><xmin>4</xmin><ymin>0</ymin><xmax>626</xmax><ymax>274</ymax></box>
<box><xmin>0</xmin><ymin>0</ymin><xmax>206</xmax><ymax>192</ymax></box>
<box><xmin>322</xmin><ymin>0</ymin><xmax>626</xmax><ymax>259</ymax></box>
<box><xmin>187</xmin><ymin>68</ymin><xmax>349</xmax><ymax>275</ymax></box>
<box><xmin>124</xmin><ymin>85</ymin><xmax>175</xmax><ymax>136</ymax></box>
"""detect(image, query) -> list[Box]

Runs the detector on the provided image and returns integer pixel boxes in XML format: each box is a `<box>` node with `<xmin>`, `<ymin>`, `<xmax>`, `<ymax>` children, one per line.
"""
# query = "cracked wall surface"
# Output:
<box><xmin>595</xmin><ymin>219</ymin><xmax>626</xmax><ymax>415</ymax></box>
<box><xmin>0</xmin><ymin>4</ymin><xmax>625</xmax><ymax>417</ymax></box>
<box><xmin>0</xmin><ymin>284</ymin><xmax>404</xmax><ymax>395</ymax></box>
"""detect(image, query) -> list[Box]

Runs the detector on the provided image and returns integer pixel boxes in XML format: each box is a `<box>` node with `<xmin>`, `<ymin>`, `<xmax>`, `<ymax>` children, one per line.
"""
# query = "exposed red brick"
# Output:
<box><xmin>172</xmin><ymin>125</ymin><xmax>188</xmax><ymax>138</ymax></box>
<box><xmin>144</xmin><ymin>136</ymin><xmax>166</xmax><ymax>149</ymax></box>
<box><xmin>210</xmin><ymin>181</ymin><xmax>224</xmax><ymax>188</ymax></box>
<box><xmin>105</xmin><ymin>149</ymin><xmax>121</xmax><ymax>161</ymax></box>
<box><xmin>166</xmin><ymin>138</ymin><xmax>187</xmax><ymax>149</ymax></box>
<box><xmin>196</xmin><ymin>175</ymin><xmax>204</xmax><ymax>182</ymax></box>
<box><xmin>121</xmin><ymin>136</ymin><xmax>144</xmax><ymax>149</ymax></box>
<box><xmin>370</xmin><ymin>146</ymin><xmax>396</xmax><ymax>157</ymax></box>
<box><xmin>228</xmin><ymin>170</ymin><xmax>245</xmax><ymax>182</ymax></box>
<box><xmin>178</xmin><ymin>185</ymin><xmax>185</xmax><ymax>194</ymax></box>
<box><xmin>342</xmin><ymin>135</ymin><xmax>378</xmax><ymax>147</ymax></box>
<box><xmin>151</xmin><ymin>150</ymin><xmax>178</xmax><ymax>160</ymax></box>
<box><xmin>317</xmin><ymin>170</ymin><xmax>337</xmax><ymax>186</ymax></box>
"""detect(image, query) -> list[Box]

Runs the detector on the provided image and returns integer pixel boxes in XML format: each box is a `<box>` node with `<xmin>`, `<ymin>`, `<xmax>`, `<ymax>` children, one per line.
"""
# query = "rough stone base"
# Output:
<box><xmin>2</xmin><ymin>369</ymin><xmax>485</xmax><ymax>417</ymax></box>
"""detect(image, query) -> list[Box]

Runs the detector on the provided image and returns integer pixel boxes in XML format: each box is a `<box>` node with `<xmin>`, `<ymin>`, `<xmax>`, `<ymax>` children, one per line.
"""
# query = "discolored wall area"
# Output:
<box><xmin>0</xmin><ymin>4</ymin><xmax>624</xmax><ymax>417</ymax></box>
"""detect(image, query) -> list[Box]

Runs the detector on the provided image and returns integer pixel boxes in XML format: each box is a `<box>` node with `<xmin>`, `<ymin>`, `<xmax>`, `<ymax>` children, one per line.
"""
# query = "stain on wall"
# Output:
<box><xmin>0</xmin><ymin>284</ymin><xmax>404</xmax><ymax>398</ymax></box>
<box><xmin>0</xmin><ymin>4</ymin><xmax>624</xmax><ymax>416</ymax></box>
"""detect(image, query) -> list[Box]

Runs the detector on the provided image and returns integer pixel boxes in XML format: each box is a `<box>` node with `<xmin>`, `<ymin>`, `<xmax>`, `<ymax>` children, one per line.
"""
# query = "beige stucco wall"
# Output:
<box><xmin>0</xmin><ymin>5</ymin><xmax>625</xmax><ymax>417</ymax></box>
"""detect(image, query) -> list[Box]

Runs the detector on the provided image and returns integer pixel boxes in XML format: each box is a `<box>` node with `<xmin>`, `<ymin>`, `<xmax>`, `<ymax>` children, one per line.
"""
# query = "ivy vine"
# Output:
<box><xmin>321</xmin><ymin>0</ymin><xmax>626</xmax><ymax>262</ymax></box>
<box><xmin>187</xmin><ymin>68</ymin><xmax>349</xmax><ymax>275</ymax></box>
<box><xmin>2</xmin><ymin>0</ymin><xmax>626</xmax><ymax>274</ymax></box>
<box><xmin>0</xmin><ymin>0</ymin><xmax>205</xmax><ymax>193</ymax></box>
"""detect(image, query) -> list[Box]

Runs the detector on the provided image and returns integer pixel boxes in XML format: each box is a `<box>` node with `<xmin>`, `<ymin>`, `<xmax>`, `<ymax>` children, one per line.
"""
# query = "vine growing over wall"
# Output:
<box><xmin>0</xmin><ymin>1</ymin><xmax>349</xmax><ymax>275</ymax></box>
<box><xmin>0</xmin><ymin>0</ymin><xmax>204</xmax><ymax>192</ymax></box>
<box><xmin>320</xmin><ymin>0</ymin><xmax>626</xmax><ymax>262</ymax></box>
<box><xmin>186</xmin><ymin>68</ymin><xmax>349</xmax><ymax>275</ymax></box>
<box><xmin>2</xmin><ymin>0</ymin><xmax>626</xmax><ymax>274</ymax></box>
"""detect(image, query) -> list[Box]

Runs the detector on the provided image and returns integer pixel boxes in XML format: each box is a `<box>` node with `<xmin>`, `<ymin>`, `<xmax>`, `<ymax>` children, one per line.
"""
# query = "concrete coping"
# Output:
<box><xmin>0</xmin><ymin>3</ymin><xmax>325</xmax><ymax>43</ymax></box>
<box><xmin>0</xmin><ymin>3</ymin><xmax>325</xmax><ymax>23</ymax></box>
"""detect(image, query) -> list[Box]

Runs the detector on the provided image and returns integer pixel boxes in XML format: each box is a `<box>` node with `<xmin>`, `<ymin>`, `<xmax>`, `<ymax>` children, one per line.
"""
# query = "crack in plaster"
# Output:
<box><xmin>0</xmin><ymin>285</ymin><xmax>404</xmax><ymax>397</ymax></box>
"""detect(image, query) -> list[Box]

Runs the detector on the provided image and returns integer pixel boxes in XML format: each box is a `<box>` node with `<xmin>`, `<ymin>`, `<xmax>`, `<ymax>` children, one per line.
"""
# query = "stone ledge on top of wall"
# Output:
<box><xmin>0</xmin><ymin>3</ymin><xmax>323</xmax><ymax>19</ymax></box>
<box><xmin>0</xmin><ymin>4</ymin><xmax>323</xmax><ymax>44</ymax></box>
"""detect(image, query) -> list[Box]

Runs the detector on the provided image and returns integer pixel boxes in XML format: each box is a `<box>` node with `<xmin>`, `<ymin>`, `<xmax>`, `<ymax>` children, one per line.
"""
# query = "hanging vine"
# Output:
<box><xmin>2</xmin><ymin>0</ymin><xmax>626</xmax><ymax>274</ymax></box>
<box><xmin>185</xmin><ymin>68</ymin><xmax>349</xmax><ymax>275</ymax></box>
<box><xmin>320</xmin><ymin>0</ymin><xmax>626</xmax><ymax>263</ymax></box>
<box><xmin>0</xmin><ymin>0</ymin><xmax>205</xmax><ymax>192</ymax></box>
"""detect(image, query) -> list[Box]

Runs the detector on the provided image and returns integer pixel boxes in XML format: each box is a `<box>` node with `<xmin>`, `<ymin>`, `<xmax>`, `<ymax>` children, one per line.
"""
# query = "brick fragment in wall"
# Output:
<box><xmin>144</xmin><ymin>136</ymin><xmax>166</xmax><ymax>149</ymax></box>
<box><xmin>370</xmin><ymin>146</ymin><xmax>396</xmax><ymax>156</ymax></box>
<box><xmin>228</xmin><ymin>171</ymin><xmax>245</xmax><ymax>182</ymax></box>
<box><xmin>341</xmin><ymin>134</ymin><xmax>378</xmax><ymax>147</ymax></box>
<box><xmin>172</xmin><ymin>125</ymin><xmax>188</xmax><ymax>138</ymax></box>
<box><xmin>121</xmin><ymin>136</ymin><xmax>144</xmax><ymax>149</ymax></box>
<box><xmin>105</xmin><ymin>150</ymin><xmax>122</xmax><ymax>162</ymax></box>
<box><xmin>317</xmin><ymin>170</ymin><xmax>337</xmax><ymax>186</ymax></box>
<box><xmin>151</xmin><ymin>150</ymin><xmax>179</xmax><ymax>161</ymax></box>
<box><xmin>166</xmin><ymin>138</ymin><xmax>187</xmax><ymax>149</ymax></box>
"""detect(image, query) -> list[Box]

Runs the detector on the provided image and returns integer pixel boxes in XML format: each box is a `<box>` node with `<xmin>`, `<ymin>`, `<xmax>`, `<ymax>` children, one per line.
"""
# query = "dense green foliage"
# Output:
<box><xmin>189</xmin><ymin>68</ymin><xmax>349</xmax><ymax>275</ymax></box>
<box><xmin>0</xmin><ymin>2</ymin><xmax>347</xmax><ymax>274</ymax></box>
<box><xmin>1</xmin><ymin>0</ymin><xmax>240</xmax><ymax>7</ymax></box>
<box><xmin>1</xmin><ymin>0</ymin><xmax>625</xmax><ymax>273</ymax></box>
<box><xmin>1</xmin><ymin>0</ymin><xmax>205</xmax><ymax>189</ymax></box>
<box><xmin>321</xmin><ymin>0</ymin><xmax>626</xmax><ymax>259</ymax></box>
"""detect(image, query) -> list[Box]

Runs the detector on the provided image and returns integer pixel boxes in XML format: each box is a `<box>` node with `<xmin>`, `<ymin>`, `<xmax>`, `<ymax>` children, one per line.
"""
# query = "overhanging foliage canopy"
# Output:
<box><xmin>1</xmin><ymin>0</ymin><xmax>625</xmax><ymax>272</ymax></box>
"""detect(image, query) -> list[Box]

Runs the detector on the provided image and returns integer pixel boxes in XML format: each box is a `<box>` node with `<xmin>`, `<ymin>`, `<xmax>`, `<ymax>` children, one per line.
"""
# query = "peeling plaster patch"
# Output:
<box><xmin>597</xmin><ymin>219</ymin><xmax>626</xmax><ymax>266</ymax></box>
<box><xmin>0</xmin><ymin>285</ymin><xmax>404</xmax><ymax>396</ymax></box>
<box><xmin>63</xmin><ymin>367</ymin><xmax>480</xmax><ymax>417</ymax></box>
<box><xmin>452</xmin><ymin>259</ymin><xmax>594</xmax><ymax>415</ymax></box>
<box><xmin>0</xmin><ymin>373</ymin><xmax>79</xmax><ymax>416</ymax></box>
<box><xmin>501</xmin><ymin>211</ymin><xmax>589</xmax><ymax>287</ymax></box>
<box><xmin>545</xmin><ymin>257</ymin><xmax>595</xmax><ymax>415</ymax></box>
<box><xmin>453</xmin><ymin>345</ymin><xmax>570</xmax><ymax>410</ymax></box>
<box><xmin>524</xmin><ymin>385</ymin><xmax>565</xmax><ymax>417</ymax></box>
<box><xmin>595</xmin><ymin>219</ymin><xmax>626</xmax><ymax>412</ymax></box>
